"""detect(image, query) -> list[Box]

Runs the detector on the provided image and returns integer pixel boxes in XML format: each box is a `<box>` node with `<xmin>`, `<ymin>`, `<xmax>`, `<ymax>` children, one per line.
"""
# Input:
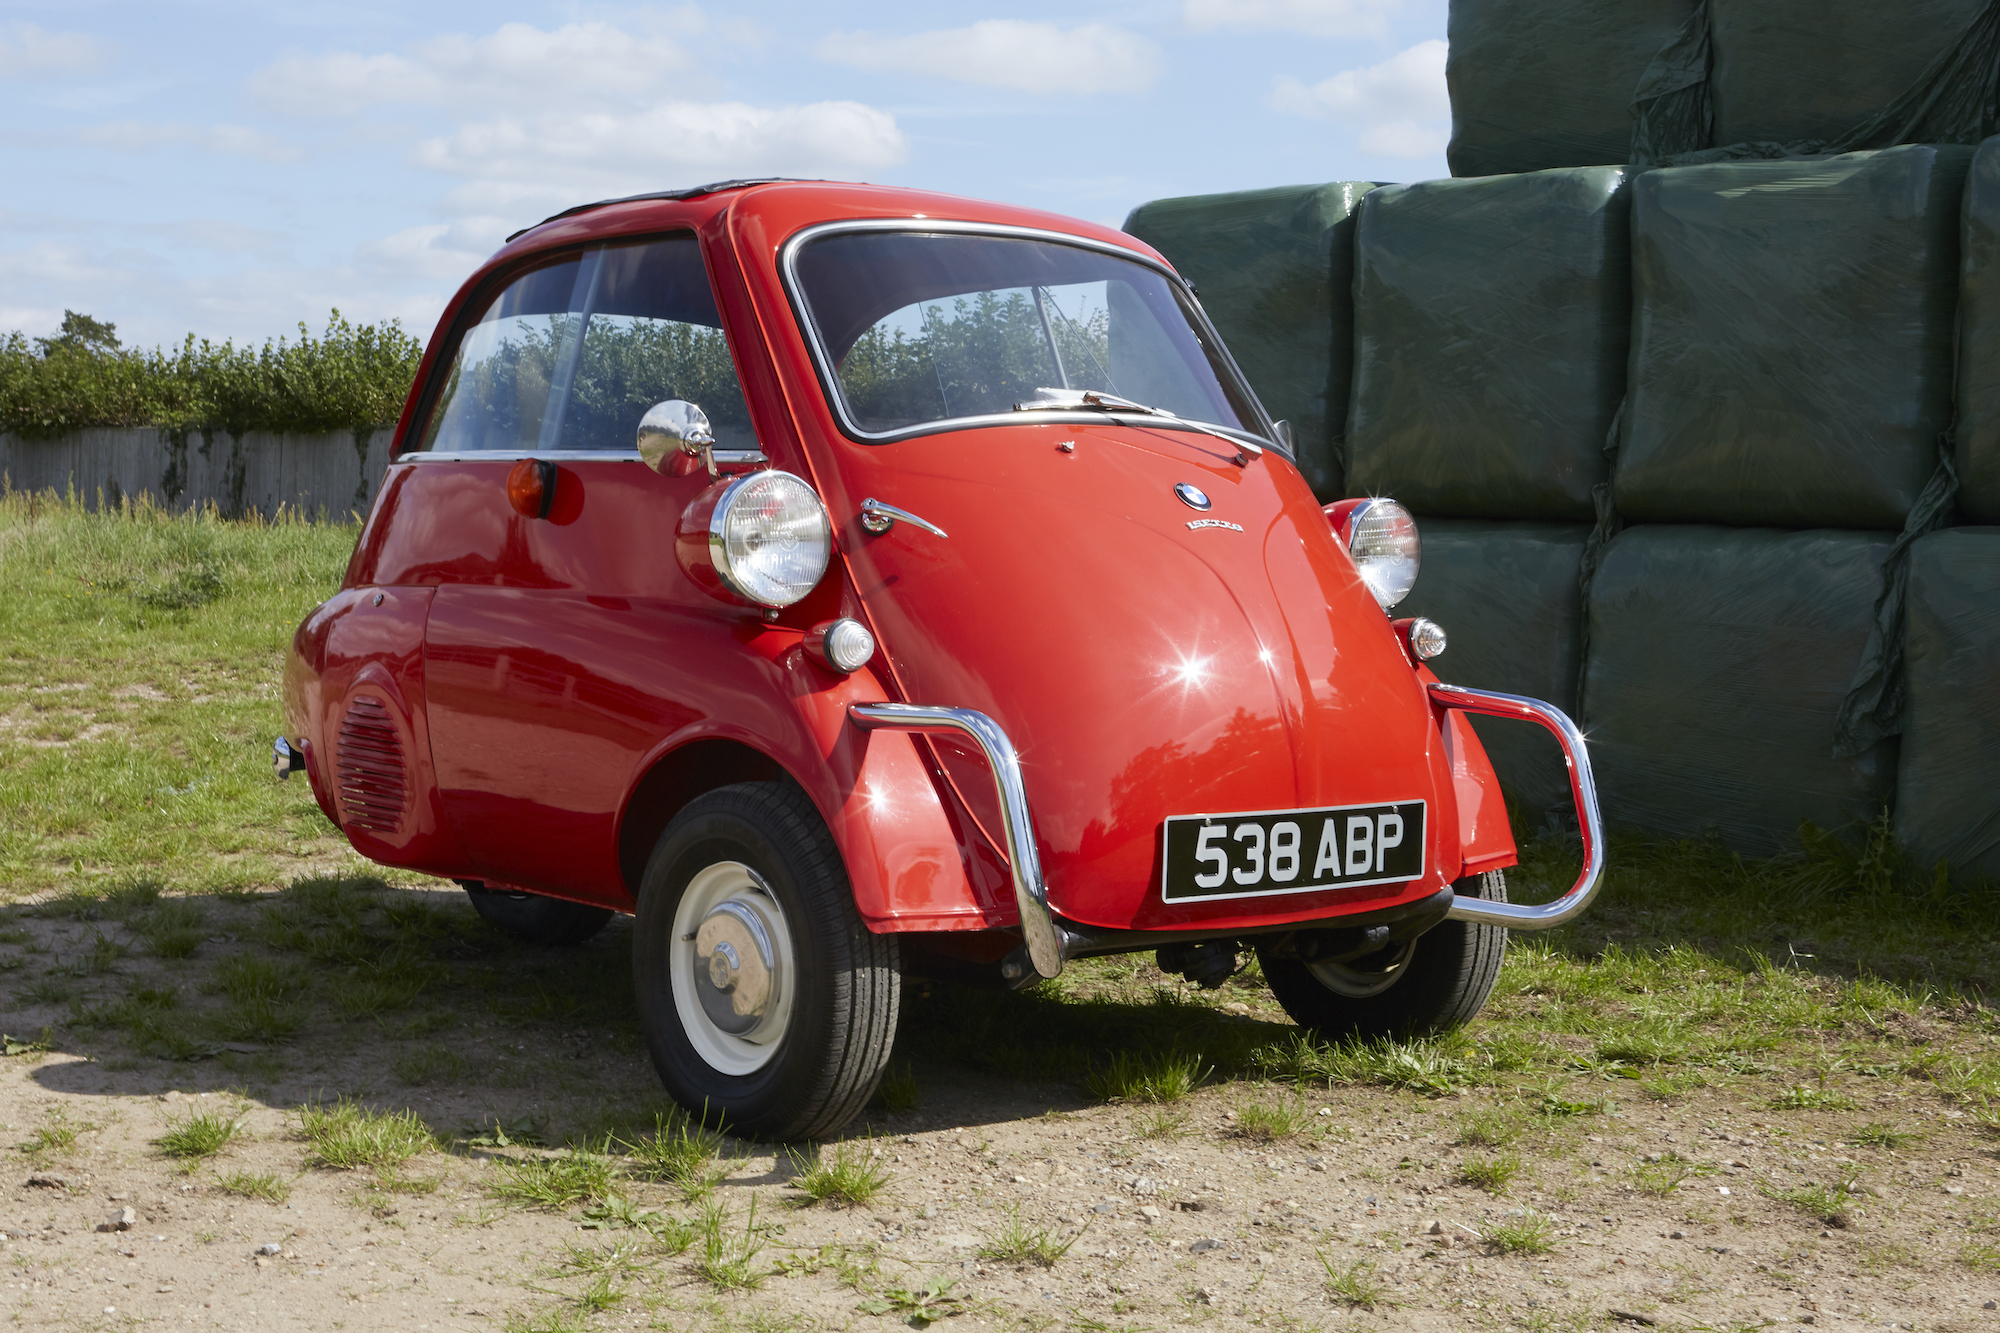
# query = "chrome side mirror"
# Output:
<box><xmin>1271</xmin><ymin>419</ymin><xmax>1296</xmax><ymax>454</ymax></box>
<box><xmin>638</xmin><ymin>400</ymin><xmax>715</xmax><ymax>476</ymax></box>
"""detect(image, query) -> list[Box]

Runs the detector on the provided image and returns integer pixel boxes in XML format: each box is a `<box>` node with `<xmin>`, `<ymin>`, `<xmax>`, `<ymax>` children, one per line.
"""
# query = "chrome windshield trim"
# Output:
<box><xmin>1427</xmin><ymin>683</ymin><xmax>1606</xmax><ymax>931</ymax></box>
<box><xmin>847</xmin><ymin>701</ymin><xmax>1066</xmax><ymax>979</ymax></box>
<box><xmin>779</xmin><ymin>218</ymin><xmax>1282</xmax><ymax>455</ymax></box>
<box><xmin>395</xmin><ymin>449</ymin><xmax>766</xmax><ymax>466</ymax></box>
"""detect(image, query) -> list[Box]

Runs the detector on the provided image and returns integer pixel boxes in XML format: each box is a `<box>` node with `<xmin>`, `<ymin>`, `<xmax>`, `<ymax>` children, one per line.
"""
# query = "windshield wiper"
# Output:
<box><xmin>1011</xmin><ymin>389</ymin><xmax>1264</xmax><ymax>463</ymax></box>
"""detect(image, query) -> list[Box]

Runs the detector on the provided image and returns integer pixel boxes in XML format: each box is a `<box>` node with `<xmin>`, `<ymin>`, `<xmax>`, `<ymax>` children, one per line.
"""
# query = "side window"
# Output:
<box><xmin>417</xmin><ymin>235</ymin><xmax>756</xmax><ymax>454</ymax></box>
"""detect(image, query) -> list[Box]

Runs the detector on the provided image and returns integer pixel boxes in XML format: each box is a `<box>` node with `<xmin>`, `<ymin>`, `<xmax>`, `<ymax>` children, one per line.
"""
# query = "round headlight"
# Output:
<box><xmin>1344</xmin><ymin>497</ymin><xmax>1420</xmax><ymax>609</ymax></box>
<box><xmin>709</xmin><ymin>471</ymin><xmax>832</xmax><ymax>608</ymax></box>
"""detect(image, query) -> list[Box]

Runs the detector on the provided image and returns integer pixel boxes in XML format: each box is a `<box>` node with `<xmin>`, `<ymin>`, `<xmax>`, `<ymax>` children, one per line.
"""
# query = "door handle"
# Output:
<box><xmin>859</xmin><ymin>498</ymin><xmax>948</xmax><ymax>539</ymax></box>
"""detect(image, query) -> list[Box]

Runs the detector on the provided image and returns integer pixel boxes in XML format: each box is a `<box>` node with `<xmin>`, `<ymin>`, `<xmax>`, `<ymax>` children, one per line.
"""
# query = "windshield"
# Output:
<box><xmin>789</xmin><ymin>230</ymin><xmax>1264</xmax><ymax>441</ymax></box>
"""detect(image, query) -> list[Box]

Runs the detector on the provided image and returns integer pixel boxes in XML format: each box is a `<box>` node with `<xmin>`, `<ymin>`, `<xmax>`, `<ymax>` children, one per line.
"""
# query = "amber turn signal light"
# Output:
<box><xmin>506</xmin><ymin>458</ymin><xmax>558</xmax><ymax>519</ymax></box>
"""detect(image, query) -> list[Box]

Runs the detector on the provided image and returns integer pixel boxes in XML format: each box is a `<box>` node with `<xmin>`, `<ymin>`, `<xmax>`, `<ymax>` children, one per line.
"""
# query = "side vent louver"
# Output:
<box><xmin>335</xmin><ymin>695</ymin><xmax>409</xmax><ymax>833</ymax></box>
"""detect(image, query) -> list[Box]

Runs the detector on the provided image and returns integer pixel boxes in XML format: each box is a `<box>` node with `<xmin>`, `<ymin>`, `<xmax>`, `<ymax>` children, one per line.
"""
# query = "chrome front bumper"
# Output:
<box><xmin>850</xmin><ymin>684</ymin><xmax>1605</xmax><ymax>982</ymax></box>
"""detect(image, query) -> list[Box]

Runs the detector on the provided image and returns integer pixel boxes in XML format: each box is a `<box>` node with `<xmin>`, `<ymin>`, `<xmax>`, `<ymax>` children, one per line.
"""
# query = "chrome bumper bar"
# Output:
<box><xmin>1426</xmin><ymin>682</ymin><xmax>1606</xmax><ymax>931</ymax></box>
<box><xmin>848</xmin><ymin>703</ymin><xmax>1067</xmax><ymax>980</ymax></box>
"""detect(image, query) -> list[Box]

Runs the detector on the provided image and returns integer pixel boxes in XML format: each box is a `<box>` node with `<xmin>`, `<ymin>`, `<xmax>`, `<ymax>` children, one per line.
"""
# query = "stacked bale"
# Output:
<box><xmin>1446</xmin><ymin>0</ymin><xmax>1696</xmax><ymax>178</ymax></box>
<box><xmin>1953</xmin><ymin>138</ymin><xmax>2000</xmax><ymax>522</ymax></box>
<box><xmin>1333</xmin><ymin>168</ymin><xmax>1625</xmax><ymax>816</ymax></box>
<box><xmin>1895</xmin><ymin>529</ymin><xmax>2000</xmax><ymax>879</ymax></box>
<box><xmin>1123</xmin><ymin>183</ymin><xmax>1377</xmax><ymax>499</ymax></box>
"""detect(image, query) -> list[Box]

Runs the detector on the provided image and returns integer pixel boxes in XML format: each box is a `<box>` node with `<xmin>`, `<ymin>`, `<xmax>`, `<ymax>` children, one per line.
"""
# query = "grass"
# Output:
<box><xmin>1630</xmin><ymin>1152</ymin><xmax>1713</xmax><ymax>1198</ymax></box>
<box><xmin>620</xmin><ymin>1110</ymin><xmax>727</xmax><ymax>1200</ymax></box>
<box><xmin>1761</xmin><ymin>1172</ymin><xmax>1861</xmax><ymax>1228</ymax></box>
<box><xmin>789</xmin><ymin>1136</ymin><xmax>891</xmax><ymax>1207</ymax></box>
<box><xmin>978</xmin><ymin>1204</ymin><xmax>1084</xmax><ymax>1267</ymax></box>
<box><xmin>491</xmin><ymin>1143</ymin><xmax>618</xmax><ymax>1210</ymax></box>
<box><xmin>19</xmin><ymin>1107</ymin><xmax>81</xmax><ymax>1158</ymax></box>
<box><xmin>694</xmin><ymin>1196</ymin><xmax>768</xmax><ymax>1291</ymax></box>
<box><xmin>1232</xmin><ymin>1089</ymin><xmax>1312</xmax><ymax>1140</ymax></box>
<box><xmin>213</xmin><ymin>1169</ymin><xmax>289</xmax><ymax>1202</ymax></box>
<box><xmin>0</xmin><ymin>491</ymin><xmax>363</xmax><ymax>899</ymax></box>
<box><xmin>859</xmin><ymin>1276</ymin><xmax>966</xmax><ymax>1327</ymax></box>
<box><xmin>1317</xmin><ymin>1252</ymin><xmax>1390</xmax><ymax>1309</ymax></box>
<box><xmin>1460</xmin><ymin>1152</ymin><xmax>1525</xmax><ymax>1194</ymax></box>
<box><xmin>1847</xmin><ymin>1121</ymin><xmax>1921</xmax><ymax>1150</ymax></box>
<box><xmin>1769</xmin><ymin>1084</ymin><xmax>1859</xmax><ymax>1112</ymax></box>
<box><xmin>154</xmin><ymin>1106</ymin><xmax>242</xmax><ymax>1159</ymax></box>
<box><xmin>392</xmin><ymin>1044</ymin><xmax>469</xmax><ymax>1086</ymax></box>
<box><xmin>1962</xmin><ymin>1241</ymin><xmax>2000</xmax><ymax>1273</ymax></box>
<box><xmin>298</xmin><ymin>1099</ymin><xmax>436</xmax><ymax>1171</ymax></box>
<box><xmin>875</xmin><ymin>1061</ymin><xmax>920</xmax><ymax>1113</ymax></box>
<box><xmin>1486</xmin><ymin>1210</ymin><xmax>1557</xmax><ymax>1255</ymax></box>
<box><xmin>1085</xmin><ymin>1049</ymin><xmax>1209</xmax><ymax>1103</ymax></box>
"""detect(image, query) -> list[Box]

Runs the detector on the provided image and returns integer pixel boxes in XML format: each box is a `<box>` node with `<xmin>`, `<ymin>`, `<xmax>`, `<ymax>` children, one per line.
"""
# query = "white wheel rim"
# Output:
<box><xmin>670</xmin><ymin>861</ymin><xmax>795</xmax><ymax>1076</ymax></box>
<box><xmin>1308</xmin><ymin>937</ymin><xmax>1418</xmax><ymax>998</ymax></box>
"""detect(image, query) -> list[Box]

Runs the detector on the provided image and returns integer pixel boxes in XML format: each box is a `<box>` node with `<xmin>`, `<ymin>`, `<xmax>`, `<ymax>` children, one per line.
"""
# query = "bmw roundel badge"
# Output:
<box><xmin>1174</xmin><ymin>482</ymin><xmax>1211</xmax><ymax>511</ymax></box>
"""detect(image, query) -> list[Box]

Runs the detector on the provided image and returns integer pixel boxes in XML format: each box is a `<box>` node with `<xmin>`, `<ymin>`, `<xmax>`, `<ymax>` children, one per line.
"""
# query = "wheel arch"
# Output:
<box><xmin>616</xmin><ymin>737</ymin><xmax>793</xmax><ymax>898</ymax></box>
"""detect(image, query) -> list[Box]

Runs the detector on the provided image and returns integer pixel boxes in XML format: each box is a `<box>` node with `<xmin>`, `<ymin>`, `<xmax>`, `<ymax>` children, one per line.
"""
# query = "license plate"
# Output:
<box><xmin>1160</xmin><ymin>801</ymin><xmax>1426</xmax><ymax>903</ymax></box>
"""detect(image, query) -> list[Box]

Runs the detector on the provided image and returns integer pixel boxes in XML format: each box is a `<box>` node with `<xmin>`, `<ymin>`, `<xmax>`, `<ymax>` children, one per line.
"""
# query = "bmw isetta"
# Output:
<box><xmin>278</xmin><ymin>179</ymin><xmax>1604</xmax><ymax>1141</ymax></box>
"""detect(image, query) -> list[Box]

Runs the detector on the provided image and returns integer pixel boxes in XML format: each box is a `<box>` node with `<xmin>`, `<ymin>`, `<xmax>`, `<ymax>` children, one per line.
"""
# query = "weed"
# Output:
<box><xmin>213</xmin><ymin>1170</ymin><xmax>289</xmax><ymax>1202</ymax></box>
<box><xmin>978</xmin><ymin>1204</ymin><xmax>1083</xmax><ymax>1267</ymax></box>
<box><xmin>859</xmin><ymin>1275</ymin><xmax>967</xmax><ymax>1327</ymax></box>
<box><xmin>503</xmin><ymin>1307</ymin><xmax>589</xmax><ymax>1333</ymax></box>
<box><xmin>876</xmin><ymin>1061</ymin><xmax>920</xmax><ymax>1113</ymax></box>
<box><xmin>1760</xmin><ymin>1170</ymin><xmax>1861</xmax><ymax>1227</ymax></box>
<box><xmin>333</xmin><ymin>968</ymin><xmax>430</xmax><ymax>1020</ymax></box>
<box><xmin>1259</xmin><ymin>1031</ymin><xmax>1478</xmax><ymax>1097</ymax></box>
<box><xmin>1455</xmin><ymin>1109</ymin><xmax>1520</xmax><ymax>1148</ymax></box>
<box><xmin>1486</xmin><ymin>1210</ymin><xmax>1556</xmax><ymax>1255</ymax></box>
<box><xmin>1536</xmin><ymin>1092</ymin><xmax>1616</xmax><ymax>1117</ymax></box>
<box><xmin>695</xmin><ymin>1196</ymin><xmax>769</xmax><ymax>1290</ymax></box>
<box><xmin>491</xmin><ymin>1143</ymin><xmax>618</xmax><ymax>1210</ymax></box>
<box><xmin>1769</xmin><ymin>1084</ymin><xmax>1858</xmax><ymax>1112</ymax></box>
<box><xmin>1233</xmin><ymin>1090</ymin><xmax>1312</xmax><ymax>1141</ymax></box>
<box><xmin>1846</xmin><ymin>1121</ymin><xmax>1920</xmax><ymax>1150</ymax></box>
<box><xmin>19</xmin><ymin>1108</ymin><xmax>81</xmax><ymax>1157</ymax></box>
<box><xmin>298</xmin><ymin>1099</ymin><xmax>435</xmax><ymax>1171</ymax></box>
<box><xmin>16</xmin><ymin>975</ymin><xmax>77</xmax><ymax>1006</ymax></box>
<box><xmin>791</xmin><ymin>1136</ymin><xmax>891</xmax><ymax>1207</ymax></box>
<box><xmin>578</xmin><ymin>1196</ymin><xmax>697</xmax><ymax>1252</ymax></box>
<box><xmin>1460</xmin><ymin>1152</ymin><xmax>1525</xmax><ymax>1194</ymax></box>
<box><xmin>620</xmin><ymin>1109</ymin><xmax>727</xmax><ymax>1200</ymax></box>
<box><xmin>1317</xmin><ymin>1252</ymin><xmax>1389</xmax><ymax>1309</ymax></box>
<box><xmin>1134</xmin><ymin>1106</ymin><xmax>1188</xmax><ymax>1139</ymax></box>
<box><xmin>155</xmin><ymin>1107</ymin><xmax>242</xmax><ymax>1159</ymax></box>
<box><xmin>1086</xmin><ymin>1049</ymin><xmax>1209</xmax><ymax>1103</ymax></box>
<box><xmin>1961</xmin><ymin>1241</ymin><xmax>2000</xmax><ymax>1273</ymax></box>
<box><xmin>573</xmin><ymin>1273</ymin><xmax>624</xmax><ymax>1313</ymax></box>
<box><xmin>1630</xmin><ymin>1152</ymin><xmax>1714</xmax><ymax>1198</ymax></box>
<box><xmin>391</xmin><ymin>1045</ymin><xmax>469</xmax><ymax>1086</ymax></box>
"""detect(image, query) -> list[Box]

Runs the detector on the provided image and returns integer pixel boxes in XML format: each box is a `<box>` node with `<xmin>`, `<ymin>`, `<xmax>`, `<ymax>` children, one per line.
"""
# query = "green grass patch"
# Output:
<box><xmin>298</xmin><ymin>1099</ymin><xmax>435</xmax><ymax>1171</ymax></box>
<box><xmin>693</xmin><ymin>1196</ymin><xmax>769</xmax><ymax>1291</ymax></box>
<box><xmin>1460</xmin><ymin>1152</ymin><xmax>1524</xmax><ymax>1194</ymax></box>
<box><xmin>1232</xmin><ymin>1089</ymin><xmax>1312</xmax><ymax>1140</ymax></box>
<box><xmin>977</xmin><ymin>1204</ymin><xmax>1083</xmax><ymax>1267</ymax></box>
<box><xmin>491</xmin><ymin>1144</ymin><xmax>617</xmax><ymax>1210</ymax></box>
<box><xmin>154</xmin><ymin>1106</ymin><xmax>242</xmax><ymax>1159</ymax></box>
<box><xmin>1769</xmin><ymin>1084</ymin><xmax>1859</xmax><ymax>1112</ymax></box>
<box><xmin>1485</xmin><ymin>1209</ymin><xmax>1556</xmax><ymax>1255</ymax></box>
<box><xmin>618</xmin><ymin>1110</ymin><xmax>726</xmax><ymax>1201</ymax></box>
<box><xmin>1317</xmin><ymin>1253</ymin><xmax>1389</xmax><ymax>1309</ymax></box>
<box><xmin>789</xmin><ymin>1137</ymin><xmax>891</xmax><ymax>1207</ymax></box>
<box><xmin>213</xmin><ymin>1169</ymin><xmax>289</xmax><ymax>1202</ymax></box>
<box><xmin>1085</xmin><ymin>1049</ymin><xmax>1209</xmax><ymax>1103</ymax></box>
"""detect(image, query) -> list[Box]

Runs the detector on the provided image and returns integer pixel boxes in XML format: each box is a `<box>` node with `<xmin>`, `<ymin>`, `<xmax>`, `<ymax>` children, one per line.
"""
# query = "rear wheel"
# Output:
<box><xmin>463</xmin><ymin>883</ymin><xmax>613</xmax><ymax>947</ymax></box>
<box><xmin>633</xmin><ymin>781</ymin><xmax>899</xmax><ymax>1141</ymax></box>
<box><xmin>1256</xmin><ymin>871</ymin><xmax>1508</xmax><ymax>1039</ymax></box>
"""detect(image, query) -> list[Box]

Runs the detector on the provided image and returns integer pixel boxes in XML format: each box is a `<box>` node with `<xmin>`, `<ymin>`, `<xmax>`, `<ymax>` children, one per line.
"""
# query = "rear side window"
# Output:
<box><xmin>415</xmin><ymin>235</ymin><xmax>756</xmax><ymax>454</ymax></box>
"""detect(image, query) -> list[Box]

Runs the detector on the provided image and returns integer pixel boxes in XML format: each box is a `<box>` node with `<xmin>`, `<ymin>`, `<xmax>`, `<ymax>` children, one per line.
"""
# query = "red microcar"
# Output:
<box><xmin>278</xmin><ymin>179</ymin><xmax>1604</xmax><ymax>1140</ymax></box>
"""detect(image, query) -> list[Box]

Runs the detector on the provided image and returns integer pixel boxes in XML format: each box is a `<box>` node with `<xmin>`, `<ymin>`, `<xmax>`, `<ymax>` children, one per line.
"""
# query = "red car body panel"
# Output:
<box><xmin>287</xmin><ymin>179</ymin><xmax>1516</xmax><ymax>944</ymax></box>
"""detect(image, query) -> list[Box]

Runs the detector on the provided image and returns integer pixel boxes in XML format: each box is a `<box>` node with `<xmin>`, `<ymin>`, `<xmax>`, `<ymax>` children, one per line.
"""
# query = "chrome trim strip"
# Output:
<box><xmin>777</xmin><ymin>218</ymin><xmax>1282</xmax><ymax>453</ymax></box>
<box><xmin>395</xmin><ymin>449</ymin><xmax>767</xmax><ymax>466</ymax></box>
<box><xmin>848</xmin><ymin>702</ymin><xmax>1065</xmax><ymax>979</ymax></box>
<box><xmin>1427</xmin><ymin>683</ymin><xmax>1606</xmax><ymax>931</ymax></box>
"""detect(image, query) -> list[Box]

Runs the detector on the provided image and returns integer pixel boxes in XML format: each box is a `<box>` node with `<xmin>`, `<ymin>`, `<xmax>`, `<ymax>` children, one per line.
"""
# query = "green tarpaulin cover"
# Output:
<box><xmin>1447</xmin><ymin>0</ymin><xmax>1696</xmax><ymax>178</ymax></box>
<box><xmin>1957</xmin><ymin>136</ymin><xmax>2000</xmax><ymax>522</ymax></box>
<box><xmin>1615</xmin><ymin>145</ymin><xmax>1971</xmax><ymax>529</ymax></box>
<box><xmin>1709</xmin><ymin>0</ymin><xmax>1988</xmax><ymax>148</ymax></box>
<box><xmin>1344</xmin><ymin>168</ymin><xmax>1630</xmax><ymax>522</ymax></box>
<box><xmin>1583</xmin><ymin>526</ymin><xmax>1897</xmax><ymax>855</ymax></box>
<box><xmin>1396</xmin><ymin>520</ymin><xmax>1590</xmax><ymax>823</ymax></box>
<box><xmin>1123</xmin><ymin>183</ymin><xmax>1376</xmax><ymax>499</ymax></box>
<box><xmin>1895</xmin><ymin>528</ymin><xmax>2000</xmax><ymax>882</ymax></box>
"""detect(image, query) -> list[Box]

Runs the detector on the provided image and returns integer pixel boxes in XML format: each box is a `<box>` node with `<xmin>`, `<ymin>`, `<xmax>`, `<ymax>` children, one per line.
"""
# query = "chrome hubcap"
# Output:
<box><xmin>670</xmin><ymin>862</ymin><xmax>794</xmax><ymax>1075</ymax></box>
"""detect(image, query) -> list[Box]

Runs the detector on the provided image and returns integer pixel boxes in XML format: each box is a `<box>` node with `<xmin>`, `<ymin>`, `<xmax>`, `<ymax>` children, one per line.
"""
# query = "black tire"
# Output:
<box><xmin>633</xmin><ymin>781</ymin><xmax>899</xmax><ymax>1142</ymax></box>
<box><xmin>463</xmin><ymin>884</ymin><xmax>613</xmax><ymax>947</ymax></box>
<box><xmin>1256</xmin><ymin>871</ymin><xmax>1508</xmax><ymax>1040</ymax></box>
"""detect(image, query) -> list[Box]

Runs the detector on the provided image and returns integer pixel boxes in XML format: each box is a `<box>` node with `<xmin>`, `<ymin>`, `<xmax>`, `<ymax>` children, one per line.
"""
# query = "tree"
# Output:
<box><xmin>35</xmin><ymin>310</ymin><xmax>122</xmax><ymax>358</ymax></box>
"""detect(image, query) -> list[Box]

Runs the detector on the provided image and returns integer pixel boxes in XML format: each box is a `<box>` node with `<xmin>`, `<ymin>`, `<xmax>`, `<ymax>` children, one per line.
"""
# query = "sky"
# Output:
<box><xmin>0</xmin><ymin>0</ymin><xmax>1450</xmax><ymax>351</ymax></box>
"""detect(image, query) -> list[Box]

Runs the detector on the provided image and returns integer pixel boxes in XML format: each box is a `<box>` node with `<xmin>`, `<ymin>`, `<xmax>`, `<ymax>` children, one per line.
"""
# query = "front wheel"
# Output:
<box><xmin>633</xmin><ymin>782</ymin><xmax>900</xmax><ymax>1141</ymax></box>
<box><xmin>1256</xmin><ymin>871</ymin><xmax>1508</xmax><ymax>1040</ymax></box>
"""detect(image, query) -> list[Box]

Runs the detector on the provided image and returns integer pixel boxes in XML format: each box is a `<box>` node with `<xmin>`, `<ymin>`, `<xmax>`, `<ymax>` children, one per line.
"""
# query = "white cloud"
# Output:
<box><xmin>817</xmin><ymin>21</ymin><xmax>1160</xmax><ymax>95</ymax></box>
<box><xmin>1270</xmin><ymin>40</ymin><xmax>1448</xmax><ymax>158</ymax></box>
<box><xmin>356</xmin><ymin>218</ymin><xmax>515</xmax><ymax>282</ymax></box>
<box><xmin>73</xmin><ymin>122</ymin><xmax>305</xmax><ymax>165</ymax></box>
<box><xmin>0</xmin><ymin>23</ymin><xmax>110</xmax><ymax>77</ymax></box>
<box><xmin>1182</xmin><ymin>0</ymin><xmax>1402</xmax><ymax>40</ymax></box>
<box><xmin>247</xmin><ymin>21</ymin><xmax>704</xmax><ymax>116</ymax></box>
<box><xmin>411</xmin><ymin>100</ymin><xmax>908</xmax><ymax>208</ymax></box>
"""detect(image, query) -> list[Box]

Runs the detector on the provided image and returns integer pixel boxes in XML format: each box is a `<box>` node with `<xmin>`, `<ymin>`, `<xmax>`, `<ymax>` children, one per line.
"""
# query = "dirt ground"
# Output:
<box><xmin>3</xmin><ymin>884</ymin><xmax>1999</xmax><ymax>1333</ymax></box>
